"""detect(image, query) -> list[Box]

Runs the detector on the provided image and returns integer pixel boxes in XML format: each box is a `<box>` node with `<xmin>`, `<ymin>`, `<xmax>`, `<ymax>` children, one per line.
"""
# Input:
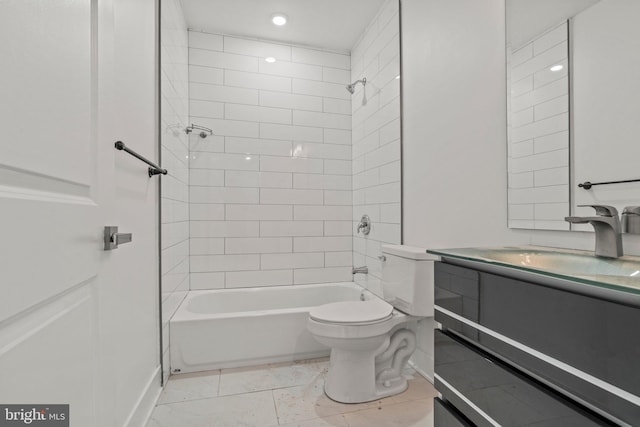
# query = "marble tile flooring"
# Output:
<box><xmin>146</xmin><ymin>358</ymin><xmax>438</xmax><ymax>427</ymax></box>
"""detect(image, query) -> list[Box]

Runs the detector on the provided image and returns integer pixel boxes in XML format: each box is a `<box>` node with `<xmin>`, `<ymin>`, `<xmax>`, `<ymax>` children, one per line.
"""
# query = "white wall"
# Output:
<box><xmin>402</xmin><ymin>0</ymin><xmax>526</xmax><ymax>251</ymax></box>
<box><xmin>187</xmin><ymin>32</ymin><xmax>353</xmax><ymax>289</ymax></box>
<box><xmin>400</xmin><ymin>0</ymin><xmax>527</xmax><ymax>379</ymax></box>
<box><xmin>112</xmin><ymin>0</ymin><xmax>163</xmax><ymax>425</ymax></box>
<box><xmin>351</xmin><ymin>0</ymin><xmax>402</xmax><ymax>296</ymax></box>
<box><xmin>160</xmin><ymin>0</ymin><xmax>189</xmax><ymax>384</ymax></box>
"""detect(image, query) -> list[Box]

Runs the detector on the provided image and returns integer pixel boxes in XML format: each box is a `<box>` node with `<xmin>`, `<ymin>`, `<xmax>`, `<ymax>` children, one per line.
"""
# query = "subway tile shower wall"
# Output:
<box><xmin>160</xmin><ymin>0</ymin><xmax>190</xmax><ymax>383</ymax></box>
<box><xmin>351</xmin><ymin>0</ymin><xmax>402</xmax><ymax>295</ymax></box>
<box><xmin>188</xmin><ymin>31</ymin><xmax>353</xmax><ymax>289</ymax></box>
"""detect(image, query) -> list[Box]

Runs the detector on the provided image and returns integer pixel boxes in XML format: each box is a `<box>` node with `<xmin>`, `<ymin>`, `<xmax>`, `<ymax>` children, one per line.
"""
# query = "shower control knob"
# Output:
<box><xmin>356</xmin><ymin>214</ymin><xmax>371</xmax><ymax>235</ymax></box>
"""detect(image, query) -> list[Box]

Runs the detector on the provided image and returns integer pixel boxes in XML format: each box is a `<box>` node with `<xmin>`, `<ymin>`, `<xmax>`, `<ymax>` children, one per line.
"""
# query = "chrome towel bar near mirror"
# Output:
<box><xmin>114</xmin><ymin>141</ymin><xmax>168</xmax><ymax>177</ymax></box>
<box><xmin>578</xmin><ymin>178</ymin><xmax>640</xmax><ymax>190</ymax></box>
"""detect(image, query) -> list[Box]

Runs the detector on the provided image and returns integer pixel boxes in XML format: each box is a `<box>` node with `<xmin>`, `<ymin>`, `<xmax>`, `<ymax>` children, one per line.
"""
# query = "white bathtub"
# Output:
<box><xmin>169</xmin><ymin>282</ymin><xmax>364</xmax><ymax>373</ymax></box>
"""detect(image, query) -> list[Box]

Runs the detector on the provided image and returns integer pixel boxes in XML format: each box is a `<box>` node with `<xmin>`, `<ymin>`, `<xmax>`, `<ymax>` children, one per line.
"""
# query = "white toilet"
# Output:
<box><xmin>307</xmin><ymin>245</ymin><xmax>434</xmax><ymax>403</ymax></box>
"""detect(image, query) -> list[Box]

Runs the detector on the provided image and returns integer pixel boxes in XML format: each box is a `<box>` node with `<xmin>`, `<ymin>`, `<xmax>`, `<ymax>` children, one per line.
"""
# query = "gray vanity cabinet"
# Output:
<box><xmin>434</xmin><ymin>396</ymin><xmax>473</xmax><ymax>426</ymax></box>
<box><xmin>433</xmin><ymin>260</ymin><xmax>640</xmax><ymax>426</ymax></box>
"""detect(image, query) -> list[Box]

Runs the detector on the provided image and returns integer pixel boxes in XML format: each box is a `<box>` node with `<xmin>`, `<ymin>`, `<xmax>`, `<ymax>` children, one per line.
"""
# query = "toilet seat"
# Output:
<box><xmin>309</xmin><ymin>300</ymin><xmax>393</xmax><ymax>325</ymax></box>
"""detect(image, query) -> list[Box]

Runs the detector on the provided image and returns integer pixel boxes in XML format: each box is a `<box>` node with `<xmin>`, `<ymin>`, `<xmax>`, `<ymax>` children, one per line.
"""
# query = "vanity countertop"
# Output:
<box><xmin>427</xmin><ymin>245</ymin><xmax>640</xmax><ymax>297</ymax></box>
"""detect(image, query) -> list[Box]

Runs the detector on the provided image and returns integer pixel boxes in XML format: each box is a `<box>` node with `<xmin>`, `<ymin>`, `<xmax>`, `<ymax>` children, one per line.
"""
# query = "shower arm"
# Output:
<box><xmin>185</xmin><ymin>123</ymin><xmax>213</xmax><ymax>137</ymax></box>
<box><xmin>347</xmin><ymin>77</ymin><xmax>367</xmax><ymax>93</ymax></box>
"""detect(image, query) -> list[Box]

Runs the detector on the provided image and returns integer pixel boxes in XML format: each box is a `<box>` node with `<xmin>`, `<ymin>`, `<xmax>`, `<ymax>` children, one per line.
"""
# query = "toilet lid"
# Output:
<box><xmin>309</xmin><ymin>300</ymin><xmax>393</xmax><ymax>324</ymax></box>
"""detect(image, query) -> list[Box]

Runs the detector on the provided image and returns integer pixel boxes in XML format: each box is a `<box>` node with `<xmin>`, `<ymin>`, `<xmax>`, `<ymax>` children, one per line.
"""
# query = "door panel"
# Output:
<box><xmin>0</xmin><ymin>0</ymin><xmax>93</xmax><ymax>184</ymax></box>
<box><xmin>0</xmin><ymin>0</ymin><xmax>101</xmax><ymax>323</ymax></box>
<box><xmin>0</xmin><ymin>1</ymin><xmax>161</xmax><ymax>425</ymax></box>
<box><xmin>0</xmin><ymin>0</ymin><xmax>105</xmax><ymax>422</ymax></box>
<box><xmin>0</xmin><ymin>284</ymin><xmax>97</xmax><ymax>425</ymax></box>
<box><xmin>1</xmin><ymin>199</ymin><xmax>99</xmax><ymax>321</ymax></box>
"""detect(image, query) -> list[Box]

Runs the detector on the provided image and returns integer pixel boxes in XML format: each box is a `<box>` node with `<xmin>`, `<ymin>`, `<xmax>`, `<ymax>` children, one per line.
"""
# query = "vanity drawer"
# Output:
<box><xmin>435</xmin><ymin>330</ymin><xmax>611</xmax><ymax>427</ymax></box>
<box><xmin>480</xmin><ymin>271</ymin><xmax>640</xmax><ymax>425</ymax></box>
<box><xmin>434</xmin><ymin>397</ymin><xmax>473</xmax><ymax>427</ymax></box>
<box><xmin>434</xmin><ymin>262</ymin><xmax>480</xmax><ymax>340</ymax></box>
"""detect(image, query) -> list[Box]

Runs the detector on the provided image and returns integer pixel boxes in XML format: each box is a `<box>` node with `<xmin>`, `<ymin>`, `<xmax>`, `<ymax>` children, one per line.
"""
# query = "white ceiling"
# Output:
<box><xmin>507</xmin><ymin>0</ymin><xmax>601</xmax><ymax>48</ymax></box>
<box><xmin>182</xmin><ymin>0</ymin><xmax>387</xmax><ymax>52</ymax></box>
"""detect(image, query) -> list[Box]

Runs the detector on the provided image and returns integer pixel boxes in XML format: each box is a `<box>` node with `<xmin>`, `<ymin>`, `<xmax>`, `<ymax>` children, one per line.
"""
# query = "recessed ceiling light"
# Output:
<box><xmin>550</xmin><ymin>64</ymin><xmax>564</xmax><ymax>72</ymax></box>
<box><xmin>395</xmin><ymin>75</ymin><xmax>400</xmax><ymax>80</ymax></box>
<box><xmin>245</xmin><ymin>156</ymin><xmax>252</xmax><ymax>160</ymax></box>
<box><xmin>272</xmin><ymin>13</ymin><xmax>287</xmax><ymax>26</ymax></box>
<box><xmin>265</xmin><ymin>57</ymin><xmax>276</xmax><ymax>63</ymax></box>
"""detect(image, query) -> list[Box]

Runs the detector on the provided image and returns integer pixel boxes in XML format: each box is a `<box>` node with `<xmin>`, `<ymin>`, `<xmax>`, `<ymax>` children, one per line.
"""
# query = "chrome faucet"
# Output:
<box><xmin>352</xmin><ymin>266</ymin><xmax>368</xmax><ymax>275</ymax></box>
<box><xmin>565</xmin><ymin>204</ymin><xmax>623</xmax><ymax>258</ymax></box>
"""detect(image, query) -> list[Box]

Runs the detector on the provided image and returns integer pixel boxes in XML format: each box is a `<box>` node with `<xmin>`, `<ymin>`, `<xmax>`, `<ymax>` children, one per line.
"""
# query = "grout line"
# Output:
<box><xmin>270</xmin><ymin>389</ymin><xmax>281</xmax><ymax>425</ymax></box>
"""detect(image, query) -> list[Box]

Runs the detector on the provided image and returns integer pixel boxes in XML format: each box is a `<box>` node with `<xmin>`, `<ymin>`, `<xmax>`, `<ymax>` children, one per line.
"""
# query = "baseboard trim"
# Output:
<box><xmin>124</xmin><ymin>366</ymin><xmax>162</xmax><ymax>427</ymax></box>
<box><xmin>408</xmin><ymin>360</ymin><xmax>434</xmax><ymax>383</ymax></box>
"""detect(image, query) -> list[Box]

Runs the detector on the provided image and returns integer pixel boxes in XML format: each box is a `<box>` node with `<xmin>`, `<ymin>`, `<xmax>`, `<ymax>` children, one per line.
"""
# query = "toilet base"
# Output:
<box><xmin>323</xmin><ymin>346</ymin><xmax>409</xmax><ymax>404</ymax></box>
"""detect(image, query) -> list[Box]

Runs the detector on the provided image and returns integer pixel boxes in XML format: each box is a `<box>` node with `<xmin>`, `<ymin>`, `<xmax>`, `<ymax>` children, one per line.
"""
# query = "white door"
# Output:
<box><xmin>0</xmin><ymin>1</ymin><xmax>159</xmax><ymax>425</ymax></box>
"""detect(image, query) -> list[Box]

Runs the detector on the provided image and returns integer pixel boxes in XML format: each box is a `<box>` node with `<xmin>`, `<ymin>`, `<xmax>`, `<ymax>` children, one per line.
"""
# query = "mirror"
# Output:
<box><xmin>506</xmin><ymin>0</ymin><xmax>640</xmax><ymax>231</ymax></box>
<box><xmin>506</xmin><ymin>0</ymin><xmax>598</xmax><ymax>230</ymax></box>
<box><xmin>506</xmin><ymin>13</ymin><xmax>571</xmax><ymax>231</ymax></box>
<box><xmin>570</xmin><ymin>0</ymin><xmax>640</xmax><ymax>228</ymax></box>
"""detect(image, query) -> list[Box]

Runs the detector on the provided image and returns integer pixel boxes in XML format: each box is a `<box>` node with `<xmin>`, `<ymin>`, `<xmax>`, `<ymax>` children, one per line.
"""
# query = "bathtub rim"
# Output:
<box><xmin>171</xmin><ymin>281</ymin><xmax>367</xmax><ymax>322</ymax></box>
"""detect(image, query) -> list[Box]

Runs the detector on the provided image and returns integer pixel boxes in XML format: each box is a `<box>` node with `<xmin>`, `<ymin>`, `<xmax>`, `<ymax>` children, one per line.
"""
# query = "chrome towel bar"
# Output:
<box><xmin>114</xmin><ymin>141</ymin><xmax>167</xmax><ymax>177</ymax></box>
<box><xmin>578</xmin><ymin>178</ymin><xmax>640</xmax><ymax>190</ymax></box>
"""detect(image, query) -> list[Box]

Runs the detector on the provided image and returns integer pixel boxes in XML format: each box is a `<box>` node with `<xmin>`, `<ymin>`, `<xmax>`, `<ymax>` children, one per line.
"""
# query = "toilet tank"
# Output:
<box><xmin>381</xmin><ymin>245</ymin><xmax>437</xmax><ymax>317</ymax></box>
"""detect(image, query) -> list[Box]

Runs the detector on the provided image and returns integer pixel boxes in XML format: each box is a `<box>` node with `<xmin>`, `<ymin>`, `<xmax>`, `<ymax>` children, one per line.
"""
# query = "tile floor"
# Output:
<box><xmin>147</xmin><ymin>358</ymin><xmax>438</xmax><ymax>427</ymax></box>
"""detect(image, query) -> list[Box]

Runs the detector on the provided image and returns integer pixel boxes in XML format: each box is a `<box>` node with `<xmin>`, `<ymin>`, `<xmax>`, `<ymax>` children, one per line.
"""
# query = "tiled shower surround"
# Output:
<box><xmin>187</xmin><ymin>31</ymin><xmax>354</xmax><ymax>289</ymax></box>
<box><xmin>160</xmin><ymin>0</ymin><xmax>189</xmax><ymax>383</ymax></box>
<box><xmin>160</xmin><ymin>0</ymin><xmax>425</xmax><ymax>382</ymax></box>
<box><xmin>351</xmin><ymin>0</ymin><xmax>402</xmax><ymax>294</ymax></box>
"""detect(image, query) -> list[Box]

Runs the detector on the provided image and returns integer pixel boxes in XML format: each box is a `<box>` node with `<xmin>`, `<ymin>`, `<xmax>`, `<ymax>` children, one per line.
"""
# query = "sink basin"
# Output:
<box><xmin>427</xmin><ymin>246</ymin><xmax>640</xmax><ymax>293</ymax></box>
<box><xmin>462</xmin><ymin>246</ymin><xmax>640</xmax><ymax>277</ymax></box>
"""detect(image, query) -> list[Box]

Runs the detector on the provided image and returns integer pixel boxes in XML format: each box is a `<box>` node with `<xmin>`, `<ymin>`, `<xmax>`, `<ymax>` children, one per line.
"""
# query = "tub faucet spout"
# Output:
<box><xmin>352</xmin><ymin>266</ymin><xmax>368</xmax><ymax>275</ymax></box>
<box><xmin>565</xmin><ymin>204</ymin><xmax>623</xmax><ymax>258</ymax></box>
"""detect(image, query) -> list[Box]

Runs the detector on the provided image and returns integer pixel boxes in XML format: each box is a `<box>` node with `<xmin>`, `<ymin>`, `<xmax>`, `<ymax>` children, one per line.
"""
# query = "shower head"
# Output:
<box><xmin>346</xmin><ymin>77</ymin><xmax>368</xmax><ymax>106</ymax></box>
<box><xmin>346</xmin><ymin>77</ymin><xmax>366</xmax><ymax>94</ymax></box>
<box><xmin>185</xmin><ymin>123</ymin><xmax>213</xmax><ymax>139</ymax></box>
